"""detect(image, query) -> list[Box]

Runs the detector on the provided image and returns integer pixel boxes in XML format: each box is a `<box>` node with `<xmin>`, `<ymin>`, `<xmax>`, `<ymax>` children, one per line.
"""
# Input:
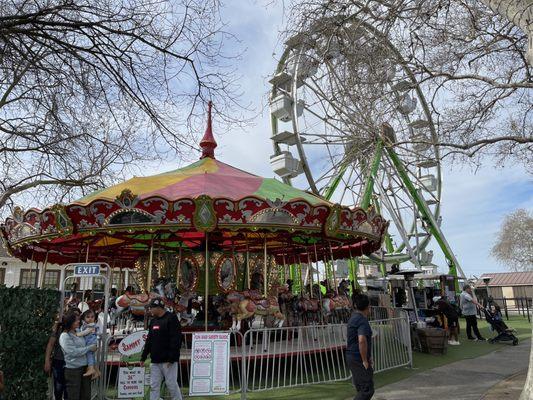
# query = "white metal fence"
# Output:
<box><xmin>100</xmin><ymin>314</ymin><xmax>411</xmax><ymax>399</ymax></box>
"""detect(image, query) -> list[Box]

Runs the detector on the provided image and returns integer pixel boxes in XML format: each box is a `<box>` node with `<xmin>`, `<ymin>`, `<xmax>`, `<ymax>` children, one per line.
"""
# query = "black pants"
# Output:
<box><xmin>52</xmin><ymin>359</ymin><xmax>68</xmax><ymax>400</ymax></box>
<box><xmin>64</xmin><ymin>367</ymin><xmax>91</xmax><ymax>400</ymax></box>
<box><xmin>465</xmin><ymin>315</ymin><xmax>484</xmax><ymax>340</ymax></box>
<box><xmin>347</xmin><ymin>355</ymin><xmax>374</xmax><ymax>400</ymax></box>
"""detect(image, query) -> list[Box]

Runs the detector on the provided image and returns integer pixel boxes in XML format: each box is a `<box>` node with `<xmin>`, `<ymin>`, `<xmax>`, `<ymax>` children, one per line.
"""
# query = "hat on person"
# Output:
<box><xmin>148</xmin><ymin>298</ymin><xmax>165</xmax><ymax>309</ymax></box>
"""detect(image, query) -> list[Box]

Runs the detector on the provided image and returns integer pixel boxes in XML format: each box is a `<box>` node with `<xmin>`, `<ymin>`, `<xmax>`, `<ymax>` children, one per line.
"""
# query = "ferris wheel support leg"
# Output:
<box><xmin>384</xmin><ymin>145</ymin><xmax>466</xmax><ymax>283</ymax></box>
<box><xmin>361</xmin><ymin>139</ymin><xmax>384</xmax><ymax>210</ymax></box>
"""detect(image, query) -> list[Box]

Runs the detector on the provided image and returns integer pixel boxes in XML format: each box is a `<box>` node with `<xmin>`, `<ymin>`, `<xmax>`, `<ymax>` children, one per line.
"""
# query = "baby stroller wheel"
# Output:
<box><xmin>512</xmin><ymin>338</ymin><xmax>519</xmax><ymax>346</ymax></box>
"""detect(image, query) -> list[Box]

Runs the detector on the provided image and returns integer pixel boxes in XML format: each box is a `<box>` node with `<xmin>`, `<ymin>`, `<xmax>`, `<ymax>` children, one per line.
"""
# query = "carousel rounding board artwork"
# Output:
<box><xmin>1</xmin><ymin>102</ymin><xmax>388</xmax><ymax>331</ymax></box>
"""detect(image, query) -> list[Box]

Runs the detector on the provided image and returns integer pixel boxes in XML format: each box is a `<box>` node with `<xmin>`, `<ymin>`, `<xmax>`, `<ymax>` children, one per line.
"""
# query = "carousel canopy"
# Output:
<box><xmin>1</xmin><ymin>103</ymin><xmax>388</xmax><ymax>267</ymax></box>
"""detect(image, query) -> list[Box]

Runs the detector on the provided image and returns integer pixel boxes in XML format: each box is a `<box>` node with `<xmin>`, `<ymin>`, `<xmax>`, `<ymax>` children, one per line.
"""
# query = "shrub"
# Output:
<box><xmin>0</xmin><ymin>287</ymin><xmax>60</xmax><ymax>400</ymax></box>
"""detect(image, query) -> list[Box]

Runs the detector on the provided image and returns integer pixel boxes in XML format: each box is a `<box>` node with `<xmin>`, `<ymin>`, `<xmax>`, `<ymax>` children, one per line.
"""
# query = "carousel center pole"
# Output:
<box><xmin>328</xmin><ymin>241</ymin><xmax>338</xmax><ymax>294</ymax></box>
<box><xmin>313</xmin><ymin>243</ymin><xmax>323</xmax><ymax>302</ymax></box>
<box><xmin>147</xmin><ymin>238</ymin><xmax>154</xmax><ymax>293</ymax></box>
<box><xmin>246</xmin><ymin>238</ymin><xmax>250</xmax><ymax>289</ymax></box>
<box><xmin>282</xmin><ymin>253</ymin><xmax>287</xmax><ymax>285</ymax></box>
<box><xmin>306</xmin><ymin>247</ymin><xmax>314</xmax><ymax>298</ymax></box>
<box><xmin>297</xmin><ymin>254</ymin><xmax>304</xmax><ymax>296</ymax></box>
<box><xmin>205</xmin><ymin>232</ymin><xmax>209</xmax><ymax>331</ymax></box>
<box><xmin>177</xmin><ymin>246</ymin><xmax>182</xmax><ymax>289</ymax></box>
<box><xmin>263</xmin><ymin>236</ymin><xmax>268</xmax><ymax>297</ymax></box>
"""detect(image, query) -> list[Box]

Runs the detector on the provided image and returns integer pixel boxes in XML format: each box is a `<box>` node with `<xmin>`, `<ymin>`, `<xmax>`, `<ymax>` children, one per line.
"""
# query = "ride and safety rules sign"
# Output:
<box><xmin>189</xmin><ymin>332</ymin><xmax>231</xmax><ymax>396</ymax></box>
<box><xmin>117</xmin><ymin>367</ymin><xmax>145</xmax><ymax>398</ymax></box>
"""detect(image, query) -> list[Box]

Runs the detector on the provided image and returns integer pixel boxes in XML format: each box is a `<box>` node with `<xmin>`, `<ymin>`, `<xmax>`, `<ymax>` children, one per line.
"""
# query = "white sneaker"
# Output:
<box><xmin>448</xmin><ymin>340</ymin><xmax>455</xmax><ymax>345</ymax></box>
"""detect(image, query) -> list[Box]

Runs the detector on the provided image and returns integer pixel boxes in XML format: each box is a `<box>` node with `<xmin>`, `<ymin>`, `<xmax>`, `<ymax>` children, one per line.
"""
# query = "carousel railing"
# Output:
<box><xmin>100</xmin><ymin>314</ymin><xmax>411</xmax><ymax>399</ymax></box>
<box><xmin>241</xmin><ymin>314</ymin><xmax>412</xmax><ymax>395</ymax></box>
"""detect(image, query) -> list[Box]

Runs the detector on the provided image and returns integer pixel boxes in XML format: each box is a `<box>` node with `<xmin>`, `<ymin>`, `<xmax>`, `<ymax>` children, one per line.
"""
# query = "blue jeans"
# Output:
<box><xmin>52</xmin><ymin>358</ymin><xmax>68</xmax><ymax>400</ymax></box>
<box><xmin>84</xmin><ymin>333</ymin><xmax>97</xmax><ymax>366</ymax></box>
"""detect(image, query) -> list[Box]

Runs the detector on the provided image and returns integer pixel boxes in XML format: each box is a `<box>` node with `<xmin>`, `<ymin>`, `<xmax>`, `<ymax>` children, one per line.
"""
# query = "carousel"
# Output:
<box><xmin>1</xmin><ymin>103</ymin><xmax>389</xmax><ymax>333</ymax></box>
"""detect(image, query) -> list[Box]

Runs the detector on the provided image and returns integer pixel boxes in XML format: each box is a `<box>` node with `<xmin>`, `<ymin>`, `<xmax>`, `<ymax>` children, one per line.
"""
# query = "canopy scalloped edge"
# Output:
<box><xmin>2</xmin><ymin>188</ymin><xmax>388</xmax><ymax>266</ymax></box>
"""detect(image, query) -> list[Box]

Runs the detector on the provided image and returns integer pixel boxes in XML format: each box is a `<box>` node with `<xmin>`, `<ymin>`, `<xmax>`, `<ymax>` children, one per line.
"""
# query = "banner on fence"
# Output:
<box><xmin>118</xmin><ymin>330</ymin><xmax>148</xmax><ymax>356</ymax></box>
<box><xmin>189</xmin><ymin>332</ymin><xmax>230</xmax><ymax>396</ymax></box>
<box><xmin>117</xmin><ymin>366</ymin><xmax>145</xmax><ymax>398</ymax></box>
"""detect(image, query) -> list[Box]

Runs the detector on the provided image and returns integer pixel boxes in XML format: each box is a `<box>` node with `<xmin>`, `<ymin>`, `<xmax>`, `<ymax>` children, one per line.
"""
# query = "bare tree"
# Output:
<box><xmin>0</xmin><ymin>0</ymin><xmax>242</xmax><ymax>215</ymax></box>
<box><xmin>492</xmin><ymin>208</ymin><xmax>533</xmax><ymax>271</ymax></box>
<box><xmin>280</xmin><ymin>0</ymin><xmax>532</xmax><ymax>167</ymax></box>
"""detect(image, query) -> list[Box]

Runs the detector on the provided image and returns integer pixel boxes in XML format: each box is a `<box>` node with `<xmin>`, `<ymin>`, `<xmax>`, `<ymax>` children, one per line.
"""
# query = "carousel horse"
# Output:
<box><xmin>226</xmin><ymin>284</ymin><xmax>287</xmax><ymax>331</ymax></box>
<box><xmin>291</xmin><ymin>294</ymin><xmax>321</xmax><ymax>325</ymax></box>
<box><xmin>111</xmin><ymin>278</ymin><xmax>187</xmax><ymax>332</ymax></box>
<box><xmin>321</xmin><ymin>291</ymin><xmax>352</xmax><ymax>322</ymax></box>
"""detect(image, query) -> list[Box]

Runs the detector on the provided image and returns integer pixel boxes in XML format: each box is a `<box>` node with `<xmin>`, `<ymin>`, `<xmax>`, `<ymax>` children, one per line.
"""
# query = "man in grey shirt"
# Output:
<box><xmin>460</xmin><ymin>285</ymin><xmax>485</xmax><ymax>341</ymax></box>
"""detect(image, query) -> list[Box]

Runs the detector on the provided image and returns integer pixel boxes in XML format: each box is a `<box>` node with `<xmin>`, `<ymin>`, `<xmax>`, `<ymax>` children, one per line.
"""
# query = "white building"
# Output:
<box><xmin>0</xmin><ymin>244</ymin><xmax>137</xmax><ymax>293</ymax></box>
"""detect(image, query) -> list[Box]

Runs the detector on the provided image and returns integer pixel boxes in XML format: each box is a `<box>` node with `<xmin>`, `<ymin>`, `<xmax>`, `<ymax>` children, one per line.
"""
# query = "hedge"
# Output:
<box><xmin>0</xmin><ymin>287</ymin><xmax>60</xmax><ymax>400</ymax></box>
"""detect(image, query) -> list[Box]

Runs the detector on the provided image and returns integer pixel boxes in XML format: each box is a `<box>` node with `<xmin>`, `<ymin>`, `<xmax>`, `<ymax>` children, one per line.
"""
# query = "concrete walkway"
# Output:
<box><xmin>480</xmin><ymin>370</ymin><xmax>527</xmax><ymax>400</ymax></box>
<box><xmin>373</xmin><ymin>340</ymin><xmax>531</xmax><ymax>400</ymax></box>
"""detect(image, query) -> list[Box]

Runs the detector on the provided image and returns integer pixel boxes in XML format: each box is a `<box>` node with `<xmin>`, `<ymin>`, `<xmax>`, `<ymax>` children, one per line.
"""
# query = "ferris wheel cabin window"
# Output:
<box><xmin>109</xmin><ymin>211</ymin><xmax>153</xmax><ymax>225</ymax></box>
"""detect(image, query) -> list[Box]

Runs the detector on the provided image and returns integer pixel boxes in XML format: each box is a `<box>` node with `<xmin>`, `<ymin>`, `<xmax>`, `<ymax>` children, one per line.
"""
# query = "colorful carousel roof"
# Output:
<box><xmin>1</xmin><ymin>103</ymin><xmax>388</xmax><ymax>267</ymax></box>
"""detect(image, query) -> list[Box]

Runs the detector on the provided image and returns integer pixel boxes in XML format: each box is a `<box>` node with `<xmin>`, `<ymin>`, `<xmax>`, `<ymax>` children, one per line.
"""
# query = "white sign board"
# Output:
<box><xmin>118</xmin><ymin>367</ymin><xmax>145</xmax><ymax>398</ymax></box>
<box><xmin>73</xmin><ymin>263</ymin><xmax>101</xmax><ymax>276</ymax></box>
<box><xmin>118</xmin><ymin>330</ymin><xmax>148</xmax><ymax>357</ymax></box>
<box><xmin>189</xmin><ymin>332</ymin><xmax>230</xmax><ymax>396</ymax></box>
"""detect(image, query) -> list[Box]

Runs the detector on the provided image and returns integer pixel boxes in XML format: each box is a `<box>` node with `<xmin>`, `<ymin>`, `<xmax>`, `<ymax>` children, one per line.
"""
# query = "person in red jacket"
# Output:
<box><xmin>140</xmin><ymin>298</ymin><xmax>182</xmax><ymax>400</ymax></box>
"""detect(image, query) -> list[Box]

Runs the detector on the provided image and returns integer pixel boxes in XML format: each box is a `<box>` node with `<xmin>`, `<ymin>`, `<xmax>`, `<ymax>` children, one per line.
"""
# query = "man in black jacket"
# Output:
<box><xmin>140</xmin><ymin>298</ymin><xmax>182</xmax><ymax>400</ymax></box>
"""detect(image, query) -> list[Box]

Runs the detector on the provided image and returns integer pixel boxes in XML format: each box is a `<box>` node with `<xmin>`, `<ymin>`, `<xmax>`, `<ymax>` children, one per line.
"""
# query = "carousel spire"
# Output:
<box><xmin>200</xmin><ymin>101</ymin><xmax>217</xmax><ymax>159</ymax></box>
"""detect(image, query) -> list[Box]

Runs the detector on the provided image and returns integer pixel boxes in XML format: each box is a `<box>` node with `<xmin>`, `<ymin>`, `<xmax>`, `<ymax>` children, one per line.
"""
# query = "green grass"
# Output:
<box><xmin>209</xmin><ymin>316</ymin><xmax>532</xmax><ymax>400</ymax></box>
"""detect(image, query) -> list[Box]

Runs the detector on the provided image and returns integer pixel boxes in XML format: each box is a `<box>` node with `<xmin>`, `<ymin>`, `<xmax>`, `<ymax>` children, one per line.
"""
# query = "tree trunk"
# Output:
<box><xmin>520</xmin><ymin>320</ymin><xmax>533</xmax><ymax>399</ymax></box>
<box><xmin>479</xmin><ymin>0</ymin><xmax>533</xmax><ymax>64</ymax></box>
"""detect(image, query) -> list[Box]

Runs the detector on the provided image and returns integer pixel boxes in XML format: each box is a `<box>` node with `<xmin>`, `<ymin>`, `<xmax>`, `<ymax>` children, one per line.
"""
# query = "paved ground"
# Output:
<box><xmin>373</xmin><ymin>340</ymin><xmax>530</xmax><ymax>400</ymax></box>
<box><xmin>480</xmin><ymin>370</ymin><xmax>527</xmax><ymax>400</ymax></box>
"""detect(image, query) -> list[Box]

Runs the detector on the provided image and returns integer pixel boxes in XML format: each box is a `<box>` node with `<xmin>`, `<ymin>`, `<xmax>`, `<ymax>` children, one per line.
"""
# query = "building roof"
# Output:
<box><xmin>477</xmin><ymin>272</ymin><xmax>533</xmax><ymax>287</ymax></box>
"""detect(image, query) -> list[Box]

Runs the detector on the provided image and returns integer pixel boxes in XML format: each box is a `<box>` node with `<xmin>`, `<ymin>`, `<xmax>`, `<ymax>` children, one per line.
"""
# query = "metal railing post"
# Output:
<box><xmin>503</xmin><ymin>298</ymin><xmax>509</xmax><ymax>320</ymax></box>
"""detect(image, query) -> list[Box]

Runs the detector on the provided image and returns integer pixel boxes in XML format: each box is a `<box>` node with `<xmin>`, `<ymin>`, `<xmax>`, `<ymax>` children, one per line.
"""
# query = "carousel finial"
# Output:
<box><xmin>200</xmin><ymin>101</ymin><xmax>217</xmax><ymax>159</ymax></box>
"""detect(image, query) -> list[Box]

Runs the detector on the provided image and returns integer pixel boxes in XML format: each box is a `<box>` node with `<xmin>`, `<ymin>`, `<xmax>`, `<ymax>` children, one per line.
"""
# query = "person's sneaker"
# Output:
<box><xmin>468</xmin><ymin>337</ymin><xmax>476</xmax><ymax>341</ymax></box>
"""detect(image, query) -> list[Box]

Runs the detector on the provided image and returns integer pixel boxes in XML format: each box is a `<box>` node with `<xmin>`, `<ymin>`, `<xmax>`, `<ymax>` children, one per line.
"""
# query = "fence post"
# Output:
<box><xmin>241</xmin><ymin>331</ymin><xmax>248</xmax><ymax>400</ymax></box>
<box><xmin>503</xmin><ymin>298</ymin><xmax>509</xmax><ymax>320</ymax></box>
<box><xmin>405</xmin><ymin>314</ymin><xmax>413</xmax><ymax>369</ymax></box>
<box><xmin>527</xmin><ymin>298</ymin><xmax>531</xmax><ymax>323</ymax></box>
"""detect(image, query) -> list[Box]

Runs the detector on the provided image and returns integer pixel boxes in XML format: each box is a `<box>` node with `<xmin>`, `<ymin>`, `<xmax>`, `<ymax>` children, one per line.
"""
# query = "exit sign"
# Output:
<box><xmin>73</xmin><ymin>264</ymin><xmax>101</xmax><ymax>276</ymax></box>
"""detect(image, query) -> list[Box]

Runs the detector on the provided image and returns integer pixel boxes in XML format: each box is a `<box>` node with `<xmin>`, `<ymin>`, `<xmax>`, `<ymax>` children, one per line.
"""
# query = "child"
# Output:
<box><xmin>77</xmin><ymin>309</ymin><xmax>101</xmax><ymax>378</ymax></box>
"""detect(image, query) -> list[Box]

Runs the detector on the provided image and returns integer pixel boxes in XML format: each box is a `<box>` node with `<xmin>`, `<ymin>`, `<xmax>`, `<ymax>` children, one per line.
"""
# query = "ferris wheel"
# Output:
<box><xmin>268</xmin><ymin>14</ymin><xmax>465</xmax><ymax>278</ymax></box>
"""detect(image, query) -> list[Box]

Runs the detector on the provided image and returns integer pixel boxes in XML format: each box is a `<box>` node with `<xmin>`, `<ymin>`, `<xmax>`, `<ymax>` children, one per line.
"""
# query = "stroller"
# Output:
<box><xmin>482</xmin><ymin>307</ymin><xmax>519</xmax><ymax>346</ymax></box>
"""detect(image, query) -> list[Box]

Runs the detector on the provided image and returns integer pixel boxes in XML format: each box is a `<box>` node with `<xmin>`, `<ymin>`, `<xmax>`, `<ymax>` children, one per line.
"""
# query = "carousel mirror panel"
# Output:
<box><xmin>179</xmin><ymin>256</ymin><xmax>199</xmax><ymax>292</ymax></box>
<box><xmin>215</xmin><ymin>255</ymin><xmax>237</xmax><ymax>293</ymax></box>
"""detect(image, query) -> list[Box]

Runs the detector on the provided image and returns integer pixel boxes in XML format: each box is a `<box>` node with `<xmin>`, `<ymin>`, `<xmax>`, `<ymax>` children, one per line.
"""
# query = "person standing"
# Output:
<box><xmin>59</xmin><ymin>312</ymin><xmax>97</xmax><ymax>400</ymax></box>
<box><xmin>45</xmin><ymin>315</ymin><xmax>70</xmax><ymax>400</ymax></box>
<box><xmin>460</xmin><ymin>285</ymin><xmax>485</xmax><ymax>341</ymax></box>
<box><xmin>435</xmin><ymin>296</ymin><xmax>460</xmax><ymax>345</ymax></box>
<box><xmin>346</xmin><ymin>294</ymin><xmax>374</xmax><ymax>400</ymax></box>
<box><xmin>140</xmin><ymin>298</ymin><xmax>183</xmax><ymax>400</ymax></box>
